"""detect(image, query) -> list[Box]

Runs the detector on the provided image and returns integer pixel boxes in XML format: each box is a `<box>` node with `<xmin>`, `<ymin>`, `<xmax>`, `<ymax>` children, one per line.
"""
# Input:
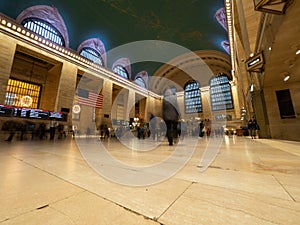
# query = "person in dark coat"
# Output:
<box><xmin>199</xmin><ymin>120</ymin><xmax>204</xmax><ymax>137</ymax></box>
<box><xmin>5</xmin><ymin>121</ymin><xmax>17</xmax><ymax>142</ymax></box>
<box><xmin>149</xmin><ymin>113</ymin><xmax>158</xmax><ymax>140</ymax></box>
<box><xmin>162</xmin><ymin>88</ymin><xmax>180</xmax><ymax>146</ymax></box>
<box><xmin>248</xmin><ymin>116</ymin><xmax>258</xmax><ymax>139</ymax></box>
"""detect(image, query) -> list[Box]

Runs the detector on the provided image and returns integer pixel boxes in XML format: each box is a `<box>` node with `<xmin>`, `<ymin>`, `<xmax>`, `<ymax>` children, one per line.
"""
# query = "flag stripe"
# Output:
<box><xmin>77</xmin><ymin>91</ymin><xmax>103</xmax><ymax>108</ymax></box>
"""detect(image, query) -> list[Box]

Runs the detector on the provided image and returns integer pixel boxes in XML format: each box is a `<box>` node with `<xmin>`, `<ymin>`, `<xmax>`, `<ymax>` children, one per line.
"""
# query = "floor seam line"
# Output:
<box><xmin>192</xmin><ymin>197</ymin><xmax>282</xmax><ymax>225</ymax></box>
<box><xmin>156</xmin><ymin>181</ymin><xmax>194</xmax><ymax>221</ymax></box>
<box><xmin>0</xmin><ymin>190</ymin><xmax>86</xmax><ymax>224</ymax></box>
<box><xmin>273</xmin><ymin>174</ymin><xmax>296</xmax><ymax>202</ymax></box>
<box><xmin>8</xmin><ymin>155</ymin><xmax>162</xmax><ymax>224</ymax></box>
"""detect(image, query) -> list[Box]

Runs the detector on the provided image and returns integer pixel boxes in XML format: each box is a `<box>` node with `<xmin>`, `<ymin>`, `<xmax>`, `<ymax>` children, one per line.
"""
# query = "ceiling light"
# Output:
<box><xmin>283</xmin><ymin>75</ymin><xmax>290</xmax><ymax>82</ymax></box>
<box><xmin>296</xmin><ymin>49</ymin><xmax>300</xmax><ymax>55</ymax></box>
<box><xmin>250</xmin><ymin>53</ymin><xmax>254</xmax><ymax>57</ymax></box>
<box><xmin>268</xmin><ymin>47</ymin><xmax>272</xmax><ymax>51</ymax></box>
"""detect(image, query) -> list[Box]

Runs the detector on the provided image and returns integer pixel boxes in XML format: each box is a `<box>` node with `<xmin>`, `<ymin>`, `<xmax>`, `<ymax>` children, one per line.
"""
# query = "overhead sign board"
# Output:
<box><xmin>246</xmin><ymin>52</ymin><xmax>264</xmax><ymax>72</ymax></box>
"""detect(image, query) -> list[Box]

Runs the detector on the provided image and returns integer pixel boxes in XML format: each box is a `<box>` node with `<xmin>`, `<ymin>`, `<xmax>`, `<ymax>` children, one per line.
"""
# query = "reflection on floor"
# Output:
<box><xmin>0</xmin><ymin>135</ymin><xmax>299</xmax><ymax>225</ymax></box>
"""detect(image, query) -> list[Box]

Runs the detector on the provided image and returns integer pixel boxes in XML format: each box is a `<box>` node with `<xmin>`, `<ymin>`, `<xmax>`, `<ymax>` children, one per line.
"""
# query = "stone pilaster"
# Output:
<box><xmin>251</xmin><ymin>90</ymin><xmax>271</xmax><ymax>138</ymax></box>
<box><xmin>98</xmin><ymin>79</ymin><xmax>113</xmax><ymax>127</ymax></box>
<box><xmin>0</xmin><ymin>33</ymin><xmax>16</xmax><ymax>103</ymax></box>
<box><xmin>55</xmin><ymin>62</ymin><xmax>77</xmax><ymax>124</ymax></box>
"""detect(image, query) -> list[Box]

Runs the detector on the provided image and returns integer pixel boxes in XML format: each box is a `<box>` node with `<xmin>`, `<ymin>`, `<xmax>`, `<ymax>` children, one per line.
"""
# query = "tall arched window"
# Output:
<box><xmin>210</xmin><ymin>75</ymin><xmax>233</xmax><ymax>111</ymax></box>
<box><xmin>80</xmin><ymin>47</ymin><xmax>103</xmax><ymax>66</ymax></box>
<box><xmin>135</xmin><ymin>77</ymin><xmax>146</xmax><ymax>88</ymax></box>
<box><xmin>184</xmin><ymin>81</ymin><xmax>202</xmax><ymax>114</ymax></box>
<box><xmin>22</xmin><ymin>18</ymin><xmax>65</xmax><ymax>46</ymax></box>
<box><xmin>113</xmin><ymin>65</ymin><xmax>129</xmax><ymax>79</ymax></box>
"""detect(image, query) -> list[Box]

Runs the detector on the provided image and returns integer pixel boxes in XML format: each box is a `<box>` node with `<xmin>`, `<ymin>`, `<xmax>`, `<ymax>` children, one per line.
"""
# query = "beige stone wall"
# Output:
<box><xmin>72</xmin><ymin>106</ymin><xmax>96</xmax><ymax>135</ymax></box>
<box><xmin>98</xmin><ymin>79</ymin><xmax>113</xmax><ymax>127</ymax></box>
<box><xmin>145</xmin><ymin>97</ymin><xmax>162</xmax><ymax>121</ymax></box>
<box><xmin>230</xmin><ymin>82</ymin><xmax>240</xmax><ymax>119</ymax></box>
<box><xmin>201</xmin><ymin>89</ymin><xmax>212</xmax><ymax>120</ymax></box>
<box><xmin>41</xmin><ymin>64</ymin><xmax>62</xmax><ymax>111</ymax></box>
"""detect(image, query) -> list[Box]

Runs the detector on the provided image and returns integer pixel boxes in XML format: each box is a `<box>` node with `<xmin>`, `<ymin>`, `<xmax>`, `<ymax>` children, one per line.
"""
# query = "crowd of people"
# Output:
<box><xmin>2</xmin><ymin>119</ymin><xmax>67</xmax><ymax>142</ymax></box>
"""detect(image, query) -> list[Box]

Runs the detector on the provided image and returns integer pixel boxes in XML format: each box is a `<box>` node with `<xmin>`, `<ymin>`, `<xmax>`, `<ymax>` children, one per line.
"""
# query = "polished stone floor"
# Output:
<box><xmin>0</xmin><ymin>134</ymin><xmax>299</xmax><ymax>225</ymax></box>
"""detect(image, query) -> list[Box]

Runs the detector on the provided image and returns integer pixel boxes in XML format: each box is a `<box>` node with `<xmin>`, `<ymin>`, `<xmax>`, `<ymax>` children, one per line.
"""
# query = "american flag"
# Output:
<box><xmin>77</xmin><ymin>89</ymin><xmax>103</xmax><ymax>108</ymax></box>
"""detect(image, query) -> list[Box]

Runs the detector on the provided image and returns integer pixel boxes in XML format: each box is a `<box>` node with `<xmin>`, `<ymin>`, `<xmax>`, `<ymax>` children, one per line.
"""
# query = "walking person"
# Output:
<box><xmin>248</xmin><ymin>116</ymin><xmax>258</xmax><ymax>139</ymax></box>
<box><xmin>49</xmin><ymin>119</ymin><xmax>57</xmax><ymax>140</ymax></box>
<box><xmin>149</xmin><ymin>113</ymin><xmax>157</xmax><ymax>141</ymax></box>
<box><xmin>198</xmin><ymin>120</ymin><xmax>204</xmax><ymax>138</ymax></box>
<box><xmin>163</xmin><ymin>87</ymin><xmax>180</xmax><ymax>146</ymax></box>
<box><xmin>5</xmin><ymin>121</ymin><xmax>17</xmax><ymax>142</ymax></box>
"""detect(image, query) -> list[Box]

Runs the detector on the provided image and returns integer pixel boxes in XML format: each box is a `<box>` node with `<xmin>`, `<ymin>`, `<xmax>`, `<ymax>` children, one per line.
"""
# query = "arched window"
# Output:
<box><xmin>210</xmin><ymin>75</ymin><xmax>233</xmax><ymax>111</ymax></box>
<box><xmin>113</xmin><ymin>65</ymin><xmax>129</xmax><ymax>79</ymax></box>
<box><xmin>77</xmin><ymin>38</ymin><xmax>106</xmax><ymax>66</ymax></box>
<box><xmin>80</xmin><ymin>47</ymin><xmax>103</xmax><ymax>66</ymax></box>
<box><xmin>184</xmin><ymin>81</ymin><xmax>202</xmax><ymax>114</ymax></box>
<box><xmin>22</xmin><ymin>18</ymin><xmax>65</xmax><ymax>46</ymax></box>
<box><xmin>135</xmin><ymin>77</ymin><xmax>146</xmax><ymax>88</ymax></box>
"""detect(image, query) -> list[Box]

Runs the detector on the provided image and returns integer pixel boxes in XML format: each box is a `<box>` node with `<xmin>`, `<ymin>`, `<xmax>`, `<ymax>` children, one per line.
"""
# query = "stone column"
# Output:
<box><xmin>127</xmin><ymin>89</ymin><xmax>135</xmax><ymax>120</ymax></box>
<box><xmin>55</xmin><ymin>61</ymin><xmax>77</xmax><ymax>124</ymax></box>
<box><xmin>251</xmin><ymin>90</ymin><xmax>271</xmax><ymax>138</ymax></box>
<box><xmin>98</xmin><ymin>79</ymin><xmax>113</xmax><ymax>127</ymax></box>
<box><xmin>230</xmin><ymin>81</ymin><xmax>239</xmax><ymax>119</ymax></box>
<box><xmin>0</xmin><ymin>34</ymin><xmax>16</xmax><ymax>103</ymax></box>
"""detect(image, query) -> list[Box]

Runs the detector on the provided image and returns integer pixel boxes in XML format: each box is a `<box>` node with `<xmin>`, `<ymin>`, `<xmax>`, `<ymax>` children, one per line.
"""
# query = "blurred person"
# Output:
<box><xmin>248</xmin><ymin>116</ymin><xmax>258</xmax><ymax>139</ymax></box>
<box><xmin>162</xmin><ymin>88</ymin><xmax>180</xmax><ymax>146</ymax></box>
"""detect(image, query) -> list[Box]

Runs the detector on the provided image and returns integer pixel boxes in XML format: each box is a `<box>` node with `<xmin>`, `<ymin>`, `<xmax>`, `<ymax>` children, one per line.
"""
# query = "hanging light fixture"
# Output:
<box><xmin>253</xmin><ymin>0</ymin><xmax>293</xmax><ymax>15</ymax></box>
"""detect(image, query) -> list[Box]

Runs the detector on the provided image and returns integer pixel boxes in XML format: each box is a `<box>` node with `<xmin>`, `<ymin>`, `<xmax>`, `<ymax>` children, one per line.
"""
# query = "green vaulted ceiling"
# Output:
<box><xmin>0</xmin><ymin>0</ymin><xmax>229</xmax><ymax>78</ymax></box>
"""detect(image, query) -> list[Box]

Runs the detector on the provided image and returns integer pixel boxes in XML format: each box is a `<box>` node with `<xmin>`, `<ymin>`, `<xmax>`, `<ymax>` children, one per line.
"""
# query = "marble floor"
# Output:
<box><xmin>0</xmin><ymin>134</ymin><xmax>299</xmax><ymax>225</ymax></box>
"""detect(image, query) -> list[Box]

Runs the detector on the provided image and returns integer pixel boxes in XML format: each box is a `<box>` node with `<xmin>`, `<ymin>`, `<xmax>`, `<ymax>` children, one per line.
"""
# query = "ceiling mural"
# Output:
<box><xmin>0</xmin><ymin>0</ymin><xmax>228</xmax><ymax>78</ymax></box>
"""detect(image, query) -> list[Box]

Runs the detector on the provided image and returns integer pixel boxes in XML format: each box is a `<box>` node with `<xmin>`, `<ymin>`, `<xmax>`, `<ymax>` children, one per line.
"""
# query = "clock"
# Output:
<box><xmin>20</xmin><ymin>95</ymin><xmax>33</xmax><ymax>107</ymax></box>
<box><xmin>72</xmin><ymin>104</ymin><xmax>81</xmax><ymax>113</ymax></box>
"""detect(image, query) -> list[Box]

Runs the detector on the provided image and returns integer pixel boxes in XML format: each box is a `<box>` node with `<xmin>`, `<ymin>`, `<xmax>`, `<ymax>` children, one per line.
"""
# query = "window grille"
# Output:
<box><xmin>184</xmin><ymin>81</ymin><xmax>202</xmax><ymax>114</ymax></box>
<box><xmin>210</xmin><ymin>75</ymin><xmax>233</xmax><ymax>111</ymax></box>
<box><xmin>22</xmin><ymin>18</ymin><xmax>65</xmax><ymax>46</ymax></box>
<box><xmin>113</xmin><ymin>65</ymin><xmax>129</xmax><ymax>79</ymax></box>
<box><xmin>135</xmin><ymin>77</ymin><xmax>146</xmax><ymax>88</ymax></box>
<box><xmin>80</xmin><ymin>47</ymin><xmax>103</xmax><ymax>65</ymax></box>
<box><xmin>5</xmin><ymin>79</ymin><xmax>41</xmax><ymax>109</ymax></box>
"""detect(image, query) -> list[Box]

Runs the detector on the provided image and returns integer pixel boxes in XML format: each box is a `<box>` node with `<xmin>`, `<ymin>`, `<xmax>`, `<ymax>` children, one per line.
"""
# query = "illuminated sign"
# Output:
<box><xmin>0</xmin><ymin>105</ymin><xmax>66</xmax><ymax>121</ymax></box>
<box><xmin>246</xmin><ymin>52</ymin><xmax>264</xmax><ymax>71</ymax></box>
